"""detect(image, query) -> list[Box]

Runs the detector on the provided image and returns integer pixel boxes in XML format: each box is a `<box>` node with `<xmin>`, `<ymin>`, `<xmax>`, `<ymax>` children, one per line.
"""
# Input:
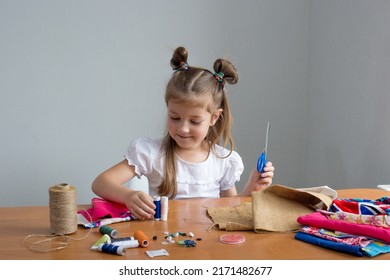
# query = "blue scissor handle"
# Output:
<box><xmin>257</xmin><ymin>151</ymin><xmax>268</xmax><ymax>173</ymax></box>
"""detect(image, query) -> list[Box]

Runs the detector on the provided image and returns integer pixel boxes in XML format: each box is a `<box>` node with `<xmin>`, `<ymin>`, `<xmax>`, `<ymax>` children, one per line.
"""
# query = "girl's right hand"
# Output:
<box><xmin>124</xmin><ymin>190</ymin><xmax>156</xmax><ymax>220</ymax></box>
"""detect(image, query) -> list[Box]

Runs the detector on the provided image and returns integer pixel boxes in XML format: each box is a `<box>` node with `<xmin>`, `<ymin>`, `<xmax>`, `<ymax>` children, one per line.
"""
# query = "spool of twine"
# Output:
<box><xmin>49</xmin><ymin>183</ymin><xmax>77</xmax><ymax>235</ymax></box>
<box><xmin>24</xmin><ymin>183</ymin><xmax>90</xmax><ymax>252</ymax></box>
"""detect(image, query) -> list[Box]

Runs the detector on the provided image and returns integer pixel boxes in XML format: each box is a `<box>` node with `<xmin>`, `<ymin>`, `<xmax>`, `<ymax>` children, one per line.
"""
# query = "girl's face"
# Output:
<box><xmin>167</xmin><ymin>100</ymin><xmax>221</xmax><ymax>152</ymax></box>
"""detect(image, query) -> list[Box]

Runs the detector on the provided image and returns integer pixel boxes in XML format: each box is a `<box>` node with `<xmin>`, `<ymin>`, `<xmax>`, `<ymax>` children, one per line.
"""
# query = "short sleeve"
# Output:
<box><xmin>219</xmin><ymin>151</ymin><xmax>244</xmax><ymax>190</ymax></box>
<box><xmin>124</xmin><ymin>137</ymin><xmax>162</xmax><ymax>178</ymax></box>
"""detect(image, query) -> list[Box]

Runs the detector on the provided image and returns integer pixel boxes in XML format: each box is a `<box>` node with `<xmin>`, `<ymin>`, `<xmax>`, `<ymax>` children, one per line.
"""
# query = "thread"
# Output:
<box><xmin>91</xmin><ymin>234</ymin><xmax>111</xmax><ymax>250</ymax></box>
<box><xmin>134</xmin><ymin>230</ymin><xmax>150</xmax><ymax>247</ymax></box>
<box><xmin>160</xmin><ymin>196</ymin><xmax>168</xmax><ymax>221</ymax></box>
<box><xmin>111</xmin><ymin>237</ymin><xmax>135</xmax><ymax>242</ymax></box>
<box><xmin>111</xmin><ymin>239</ymin><xmax>139</xmax><ymax>249</ymax></box>
<box><xmin>49</xmin><ymin>183</ymin><xmax>78</xmax><ymax>235</ymax></box>
<box><xmin>98</xmin><ymin>243</ymin><xmax>126</xmax><ymax>256</ymax></box>
<box><xmin>99</xmin><ymin>225</ymin><xmax>119</xmax><ymax>238</ymax></box>
<box><xmin>24</xmin><ymin>183</ymin><xmax>92</xmax><ymax>252</ymax></box>
<box><xmin>154</xmin><ymin>196</ymin><xmax>161</xmax><ymax>220</ymax></box>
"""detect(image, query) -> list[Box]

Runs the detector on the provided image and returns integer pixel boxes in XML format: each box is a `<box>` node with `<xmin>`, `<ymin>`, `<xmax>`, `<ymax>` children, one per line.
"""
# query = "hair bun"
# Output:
<box><xmin>170</xmin><ymin>46</ymin><xmax>189</xmax><ymax>71</ymax></box>
<box><xmin>213</xmin><ymin>59</ymin><xmax>239</xmax><ymax>85</ymax></box>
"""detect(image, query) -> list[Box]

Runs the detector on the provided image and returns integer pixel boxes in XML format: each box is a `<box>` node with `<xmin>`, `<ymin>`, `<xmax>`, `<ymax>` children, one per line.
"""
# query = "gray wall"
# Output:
<box><xmin>1</xmin><ymin>0</ymin><xmax>388</xmax><ymax>207</ymax></box>
<box><xmin>305</xmin><ymin>1</ymin><xmax>390</xmax><ymax>189</ymax></box>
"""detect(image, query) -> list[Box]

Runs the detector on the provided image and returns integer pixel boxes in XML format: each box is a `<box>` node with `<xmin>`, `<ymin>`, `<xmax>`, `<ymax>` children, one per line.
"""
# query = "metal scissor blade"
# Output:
<box><xmin>264</xmin><ymin>121</ymin><xmax>270</xmax><ymax>154</ymax></box>
<box><xmin>257</xmin><ymin>121</ymin><xmax>271</xmax><ymax>173</ymax></box>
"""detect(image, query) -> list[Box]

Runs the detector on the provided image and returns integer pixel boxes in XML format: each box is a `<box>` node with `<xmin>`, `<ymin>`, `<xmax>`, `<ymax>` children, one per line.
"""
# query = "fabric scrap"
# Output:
<box><xmin>206</xmin><ymin>202</ymin><xmax>253</xmax><ymax>231</ymax></box>
<box><xmin>252</xmin><ymin>185</ymin><xmax>336</xmax><ymax>232</ymax></box>
<box><xmin>77</xmin><ymin>197</ymin><xmax>135</xmax><ymax>228</ymax></box>
<box><xmin>297</xmin><ymin>211</ymin><xmax>390</xmax><ymax>243</ymax></box>
<box><xmin>295</xmin><ymin>232</ymin><xmax>364</xmax><ymax>257</ymax></box>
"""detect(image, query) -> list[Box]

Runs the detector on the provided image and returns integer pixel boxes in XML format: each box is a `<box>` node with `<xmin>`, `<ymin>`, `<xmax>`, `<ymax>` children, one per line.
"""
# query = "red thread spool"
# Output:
<box><xmin>134</xmin><ymin>230</ymin><xmax>150</xmax><ymax>247</ymax></box>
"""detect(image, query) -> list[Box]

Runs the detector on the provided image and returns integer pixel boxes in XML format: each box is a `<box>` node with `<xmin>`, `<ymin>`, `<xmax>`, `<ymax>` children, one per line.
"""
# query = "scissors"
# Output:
<box><xmin>257</xmin><ymin>121</ymin><xmax>270</xmax><ymax>173</ymax></box>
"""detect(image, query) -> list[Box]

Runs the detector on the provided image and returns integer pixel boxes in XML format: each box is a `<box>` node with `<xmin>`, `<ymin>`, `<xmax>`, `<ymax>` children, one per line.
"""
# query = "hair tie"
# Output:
<box><xmin>214</xmin><ymin>71</ymin><xmax>224</xmax><ymax>83</ymax></box>
<box><xmin>214</xmin><ymin>71</ymin><xmax>225</xmax><ymax>90</ymax></box>
<box><xmin>176</xmin><ymin>62</ymin><xmax>189</xmax><ymax>71</ymax></box>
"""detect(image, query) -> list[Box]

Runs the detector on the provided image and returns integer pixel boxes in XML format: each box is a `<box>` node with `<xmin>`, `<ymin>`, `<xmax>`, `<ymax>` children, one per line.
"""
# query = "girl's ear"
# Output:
<box><xmin>210</xmin><ymin>109</ymin><xmax>223</xmax><ymax>126</ymax></box>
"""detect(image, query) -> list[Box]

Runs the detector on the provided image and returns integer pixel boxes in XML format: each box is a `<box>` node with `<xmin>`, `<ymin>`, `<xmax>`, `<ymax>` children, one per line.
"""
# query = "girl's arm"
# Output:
<box><xmin>91</xmin><ymin>159</ymin><xmax>156</xmax><ymax>220</ymax></box>
<box><xmin>220</xmin><ymin>187</ymin><xmax>238</xmax><ymax>197</ymax></box>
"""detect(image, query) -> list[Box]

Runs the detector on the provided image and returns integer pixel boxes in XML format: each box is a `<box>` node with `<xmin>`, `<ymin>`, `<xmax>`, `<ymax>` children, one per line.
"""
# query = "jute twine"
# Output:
<box><xmin>24</xmin><ymin>183</ymin><xmax>91</xmax><ymax>252</ymax></box>
<box><xmin>49</xmin><ymin>183</ymin><xmax>77</xmax><ymax>235</ymax></box>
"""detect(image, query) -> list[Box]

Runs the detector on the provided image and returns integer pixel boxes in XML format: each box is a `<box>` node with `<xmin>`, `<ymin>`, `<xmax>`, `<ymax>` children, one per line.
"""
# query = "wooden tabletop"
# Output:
<box><xmin>1</xmin><ymin>188</ymin><xmax>389</xmax><ymax>260</ymax></box>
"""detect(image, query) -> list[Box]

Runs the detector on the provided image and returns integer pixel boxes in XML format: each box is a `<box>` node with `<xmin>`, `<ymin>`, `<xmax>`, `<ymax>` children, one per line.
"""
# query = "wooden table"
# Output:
<box><xmin>1</xmin><ymin>188</ymin><xmax>389</xmax><ymax>260</ymax></box>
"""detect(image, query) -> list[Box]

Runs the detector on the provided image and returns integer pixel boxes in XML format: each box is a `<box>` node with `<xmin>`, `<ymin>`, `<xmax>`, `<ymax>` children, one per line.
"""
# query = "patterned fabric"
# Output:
<box><xmin>362</xmin><ymin>240</ymin><xmax>390</xmax><ymax>257</ymax></box>
<box><xmin>77</xmin><ymin>198</ymin><xmax>136</xmax><ymax>228</ymax></box>
<box><xmin>329</xmin><ymin>197</ymin><xmax>390</xmax><ymax>215</ymax></box>
<box><xmin>297</xmin><ymin>211</ymin><xmax>390</xmax><ymax>243</ymax></box>
<box><xmin>318</xmin><ymin>209</ymin><xmax>390</xmax><ymax>228</ymax></box>
<box><xmin>316</xmin><ymin>196</ymin><xmax>390</xmax><ymax>228</ymax></box>
<box><xmin>296</xmin><ymin>195</ymin><xmax>390</xmax><ymax>257</ymax></box>
<box><xmin>300</xmin><ymin>226</ymin><xmax>372</xmax><ymax>247</ymax></box>
<box><xmin>296</xmin><ymin>228</ymin><xmax>390</xmax><ymax>257</ymax></box>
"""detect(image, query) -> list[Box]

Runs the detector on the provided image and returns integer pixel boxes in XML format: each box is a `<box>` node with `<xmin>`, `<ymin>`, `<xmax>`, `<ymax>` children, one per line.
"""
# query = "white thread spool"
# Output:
<box><xmin>160</xmin><ymin>196</ymin><xmax>168</xmax><ymax>221</ymax></box>
<box><xmin>49</xmin><ymin>183</ymin><xmax>78</xmax><ymax>235</ymax></box>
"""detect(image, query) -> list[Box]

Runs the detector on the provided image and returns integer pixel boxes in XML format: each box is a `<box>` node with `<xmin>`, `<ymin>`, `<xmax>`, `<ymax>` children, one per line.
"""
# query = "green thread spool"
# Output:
<box><xmin>99</xmin><ymin>225</ymin><xmax>119</xmax><ymax>238</ymax></box>
<box><xmin>91</xmin><ymin>234</ymin><xmax>111</xmax><ymax>250</ymax></box>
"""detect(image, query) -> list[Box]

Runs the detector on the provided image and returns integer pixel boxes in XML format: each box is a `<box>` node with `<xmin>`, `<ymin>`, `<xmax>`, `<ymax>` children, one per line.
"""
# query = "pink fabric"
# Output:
<box><xmin>297</xmin><ymin>212</ymin><xmax>390</xmax><ymax>243</ymax></box>
<box><xmin>78</xmin><ymin>197</ymin><xmax>129</xmax><ymax>221</ymax></box>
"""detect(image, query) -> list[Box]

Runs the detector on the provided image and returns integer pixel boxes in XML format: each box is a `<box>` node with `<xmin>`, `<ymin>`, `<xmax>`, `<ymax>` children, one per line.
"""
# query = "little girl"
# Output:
<box><xmin>92</xmin><ymin>46</ymin><xmax>275</xmax><ymax>220</ymax></box>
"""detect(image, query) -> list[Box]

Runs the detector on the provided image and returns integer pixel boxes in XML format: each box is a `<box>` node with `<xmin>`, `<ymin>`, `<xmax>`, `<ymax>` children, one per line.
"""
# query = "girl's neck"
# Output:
<box><xmin>175</xmin><ymin>140</ymin><xmax>210</xmax><ymax>163</ymax></box>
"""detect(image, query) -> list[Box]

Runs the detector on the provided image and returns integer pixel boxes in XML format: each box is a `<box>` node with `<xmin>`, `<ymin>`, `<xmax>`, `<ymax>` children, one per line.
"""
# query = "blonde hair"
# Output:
<box><xmin>158</xmin><ymin>46</ymin><xmax>239</xmax><ymax>198</ymax></box>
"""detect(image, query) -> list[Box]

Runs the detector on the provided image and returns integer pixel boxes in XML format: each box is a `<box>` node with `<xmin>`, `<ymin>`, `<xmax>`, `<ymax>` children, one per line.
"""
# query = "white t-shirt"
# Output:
<box><xmin>124</xmin><ymin>137</ymin><xmax>244</xmax><ymax>199</ymax></box>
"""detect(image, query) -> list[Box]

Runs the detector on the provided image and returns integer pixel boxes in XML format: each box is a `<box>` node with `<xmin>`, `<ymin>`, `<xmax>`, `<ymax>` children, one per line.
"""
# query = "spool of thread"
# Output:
<box><xmin>134</xmin><ymin>230</ymin><xmax>150</xmax><ymax>247</ymax></box>
<box><xmin>49</xmin><ymin>183</ymin><xmax>77</xmax><ymax>235</ymax></box>
<box><xmin>111</xmin><ymin>239</ymin><xmax>139</xmax><ymax>249</ymax></box>
<box><xmin>99</xmin><ymin>225</ymin><xmax>119</xmax><ymax>238</ymax></box>
<box><xmin>160</xmin><ymin>196</ymin><xmax>168</xmax><ymax>221</ymax></box>
<box><xmin>153</xmin><ymin>196</ymin><xmax>161</xmax><ymax>220</ymax></box>
<box><xmin>98</xmin><ymin>243</ymin><xmax>126</xmax><ymax>256</ymax></box>
<box><xmin>91</xmin><ymin>234</ymin><xmax>111</xmax><ymax>250</ymax></box>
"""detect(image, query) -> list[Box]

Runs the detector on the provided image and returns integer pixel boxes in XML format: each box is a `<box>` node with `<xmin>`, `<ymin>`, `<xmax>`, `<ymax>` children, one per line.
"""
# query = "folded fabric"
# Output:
<box><xmin>295</xmin><ymin>232</ymin><xmax>365</xmax><ymax>257</ymax></box>
<box><xmin>296</xmin><ymin>230</ymin><xmax>390</xmax><ymax>257</ymax></box>
<box><xmin>361</xmin><ymin>240</ymin><xmax>390</xmax><ymax>257</ymax></box>
<box><xmin>330</xmin><ymin>197</ymin><xmax>390</xmax><ymax>215</ymax></box>
<box><xmin>300</xmin><ymin>226</ymin><xmax>372</xmax><ymax>247</ymax></box>
<box><xmin>318</xmin><ymin>209</ymin><xmax>390</xmax><ymax>228</ymax></box>
<box><xmin>77</xmin><ymin>197</ymin><xmax>136</xmax><ymax>228</ymax></box>
<box><xmin>297</xmin><ymin>212</ymin><xmax>390</xmax><ymax>243</ymax></box>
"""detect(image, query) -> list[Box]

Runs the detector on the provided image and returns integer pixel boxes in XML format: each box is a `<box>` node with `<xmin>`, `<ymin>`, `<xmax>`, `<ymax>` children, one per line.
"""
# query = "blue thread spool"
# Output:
<box><xmin>178</xmin><ymin>239</ymin><xmax>197</xmax><ymax>247</ymax></box>
<box><xmin>98</xmin><ymin>243</ymin><xmax>126</xmax><ymax>256</ymax></box>
<box><xmin>153</xmin><ymin>196</ymin><xmax>161</xmax><ymax>220</ymax></box>
<box><xmin>99</xmin><ymin>225</ymin><xmax>119</xmax><ymax>238</ymax></box>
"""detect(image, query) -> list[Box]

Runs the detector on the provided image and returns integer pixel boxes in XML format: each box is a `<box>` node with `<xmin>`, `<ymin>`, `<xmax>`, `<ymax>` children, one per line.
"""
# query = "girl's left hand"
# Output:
<box><xmin>242</xmin><ymin>161</ymin><xmax>275</xmax><ymax>195</ymax></box>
